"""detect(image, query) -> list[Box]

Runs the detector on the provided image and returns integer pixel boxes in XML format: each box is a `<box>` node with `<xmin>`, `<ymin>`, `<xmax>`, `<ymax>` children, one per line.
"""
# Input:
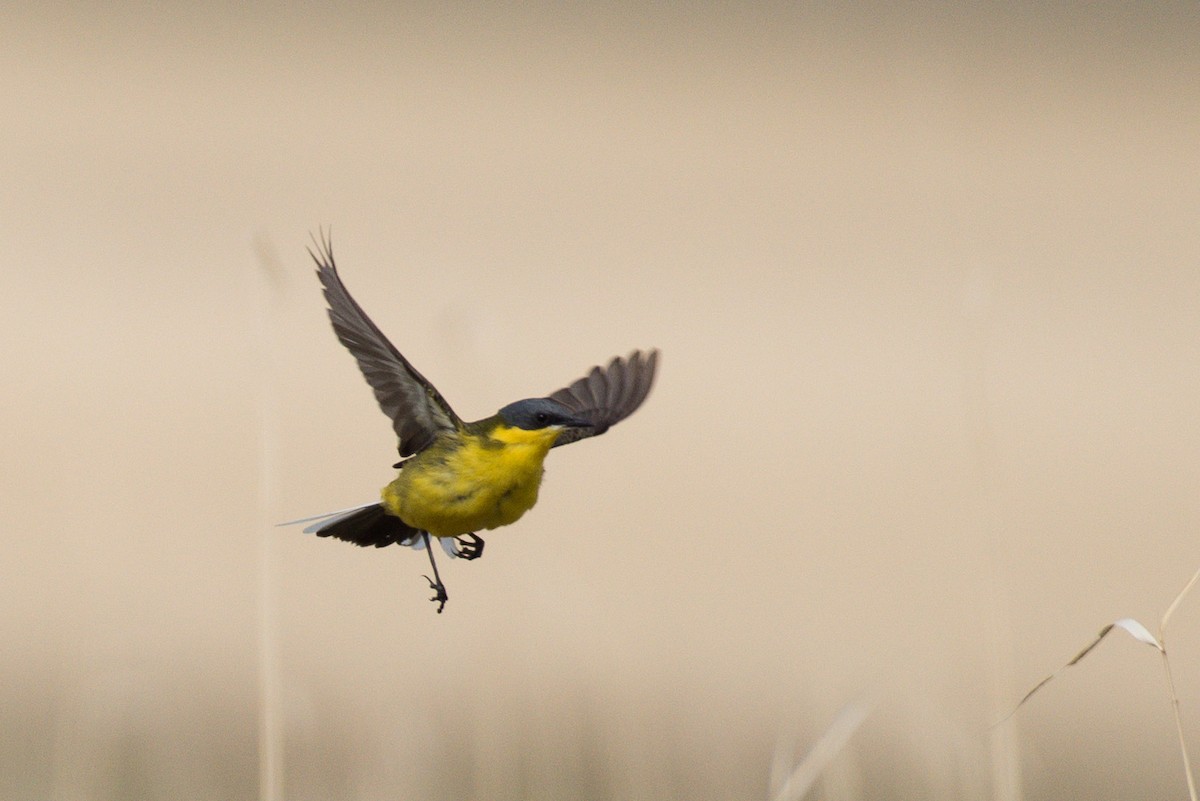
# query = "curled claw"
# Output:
<box><xmin>423</xmin><ymin>574</ymin><xmax>448</xmax><ymax>613</ymax></box>
<box><xmin>453</xmin><ymin>533</ymin><xmax>485</xmax><ymax>560</ymax></box>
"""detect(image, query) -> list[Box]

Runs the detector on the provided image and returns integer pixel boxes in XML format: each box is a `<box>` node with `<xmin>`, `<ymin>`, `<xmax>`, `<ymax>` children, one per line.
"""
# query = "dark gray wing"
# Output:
<box><xmin>547</xmin><ymin>349</ymin><xmax>659</xmax><ymax>448</ymax></box>
<box><xmin>309</xmin><ymin>231</ymin><xmax>462</xmax><ymax>456</ymax></box>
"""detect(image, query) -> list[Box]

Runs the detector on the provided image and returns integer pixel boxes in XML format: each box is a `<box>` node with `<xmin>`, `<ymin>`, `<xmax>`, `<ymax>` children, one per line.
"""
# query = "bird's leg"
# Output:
<box><xmin>420</xmin><ymin>532</ymin><xmax>448</xmax><ymax>613</ymax></box>
<box><xmin>453</xmin><ymin>533</ymin><xmax>485</xmax><ymax>560</ymax></box>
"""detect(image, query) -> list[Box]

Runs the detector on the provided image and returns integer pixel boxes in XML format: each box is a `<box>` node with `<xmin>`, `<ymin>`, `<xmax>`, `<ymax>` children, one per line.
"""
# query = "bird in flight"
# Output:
<box><xmin>281</xmin><ymin>232</ymin><xmax>659</xmax><ymax>612</ymax></box>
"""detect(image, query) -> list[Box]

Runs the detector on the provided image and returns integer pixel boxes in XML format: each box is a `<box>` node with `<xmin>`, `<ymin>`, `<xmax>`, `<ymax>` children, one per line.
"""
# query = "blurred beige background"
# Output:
<box><xmin>4</xmin><ymin>3</ymin><xmax>1199</xmax><ymax>799</ymax></box>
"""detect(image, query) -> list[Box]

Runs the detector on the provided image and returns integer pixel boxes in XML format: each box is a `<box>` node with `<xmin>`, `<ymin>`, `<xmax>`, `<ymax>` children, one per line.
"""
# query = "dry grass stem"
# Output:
<box><xmin>1003</xmin><ymin>567</ymin><xmax>1200</xmax><ymax>801</ymax></box>
<box><xmin>770</xmin><ymin>703</ymin><xmax>872</xmax><ymax>801</ymax></box>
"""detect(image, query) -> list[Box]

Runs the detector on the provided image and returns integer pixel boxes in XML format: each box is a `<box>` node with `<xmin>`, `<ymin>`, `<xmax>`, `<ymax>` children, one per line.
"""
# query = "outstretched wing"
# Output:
<box><xmin>547</xmin><ymin>349</ymin><xmax>659</xmax><ymax>448</ymax></box>
<box><xmin>309</xmin><ymin>231</ymin><xmax>462</xmax><ymax>457</ymax></box>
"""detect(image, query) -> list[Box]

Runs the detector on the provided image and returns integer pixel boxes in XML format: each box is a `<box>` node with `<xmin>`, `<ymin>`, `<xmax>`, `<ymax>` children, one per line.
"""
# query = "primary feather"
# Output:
<box><xmin>548</xmin><ymin>349</ymin><xmax>659</xmax><ymax>447</ymax></box>
<box><xmin>309</xmin><ymin>231</ymin><xmax>462</xmax><ymax>457</ymax></box>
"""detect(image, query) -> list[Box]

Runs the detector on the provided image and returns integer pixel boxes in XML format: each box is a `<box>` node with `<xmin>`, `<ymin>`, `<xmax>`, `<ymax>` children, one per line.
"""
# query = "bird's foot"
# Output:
<box><xmin>423</xmin><ymin>574</ymin><xmax>448</xmax><ymax>613</ymax></box>
<box><xmin>453</xmin><ymin>533</ymin><xmax>485</xmax><ymax>560</ymax></box>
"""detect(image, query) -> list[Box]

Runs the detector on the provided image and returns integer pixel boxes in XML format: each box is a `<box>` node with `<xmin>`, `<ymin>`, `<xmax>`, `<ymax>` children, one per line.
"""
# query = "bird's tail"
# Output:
<box><xmin>278</xmin><ymin>503</ymin><xmax>420</xmax><ymax>549</ymax></box>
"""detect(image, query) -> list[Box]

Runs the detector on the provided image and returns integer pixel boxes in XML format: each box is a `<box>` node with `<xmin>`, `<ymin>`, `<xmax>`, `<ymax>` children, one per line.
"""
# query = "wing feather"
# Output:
<box><xmin>548</xmin><ymin>349</ymin><xmax>659</xmax><ymax>447</ymax></box>
<box><xmin>308</xmin><ymin>231</ymin><xmax>461</xmax><ymax>456</ymax></box>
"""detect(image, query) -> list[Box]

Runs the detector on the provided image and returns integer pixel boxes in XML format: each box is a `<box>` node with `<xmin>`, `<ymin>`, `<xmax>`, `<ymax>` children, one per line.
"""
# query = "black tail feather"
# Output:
<box><xmin>312</xmin><ymin>504</ymin><xmax>419</xmax><ymax>548</ymax></box>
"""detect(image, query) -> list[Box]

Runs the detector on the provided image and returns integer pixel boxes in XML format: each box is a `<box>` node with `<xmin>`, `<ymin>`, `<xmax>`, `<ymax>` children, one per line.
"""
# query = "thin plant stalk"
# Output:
<box><xmin>1159</xmin><ymin>565</ymin><xmax>1200</xmax><ymax>801</ymax></box>
<box><xmin>254</xmin><ymin>235</ymin><xmax>286</xmax><ymax>801</ymax></box>
<box><xmin>1161</xmin><ymin>651</ymin><xmax>1197</xmax><ymax>801</ymax></box>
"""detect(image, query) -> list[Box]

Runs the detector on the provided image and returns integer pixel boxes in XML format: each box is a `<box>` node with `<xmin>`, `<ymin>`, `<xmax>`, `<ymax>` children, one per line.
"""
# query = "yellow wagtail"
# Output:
<box><xmin>282</xmin><ymin>233</ymin><xmax>659</xmax><ymax>612</ymax></box>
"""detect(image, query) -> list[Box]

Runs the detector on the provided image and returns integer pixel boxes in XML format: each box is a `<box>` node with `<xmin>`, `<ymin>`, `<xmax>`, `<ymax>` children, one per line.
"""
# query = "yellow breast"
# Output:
<box><xmin>381</xmin><ymin>425</ymin><xmax>561</xmax><ymax>538</ymax></box>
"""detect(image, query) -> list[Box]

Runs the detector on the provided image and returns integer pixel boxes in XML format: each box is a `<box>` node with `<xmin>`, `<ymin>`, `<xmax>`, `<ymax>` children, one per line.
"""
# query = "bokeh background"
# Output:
<box><xmin>4</xmin><ymin>3</ymin><xmax>1199</xmax><ymax>799</ymax></box>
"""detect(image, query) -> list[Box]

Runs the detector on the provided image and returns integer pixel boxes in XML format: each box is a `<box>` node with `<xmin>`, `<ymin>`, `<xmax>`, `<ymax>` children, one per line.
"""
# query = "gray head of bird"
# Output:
<box><xmin>497</xmin><ymin>398</ymin><xmax>594</xmax><ymax>431</ymax></box>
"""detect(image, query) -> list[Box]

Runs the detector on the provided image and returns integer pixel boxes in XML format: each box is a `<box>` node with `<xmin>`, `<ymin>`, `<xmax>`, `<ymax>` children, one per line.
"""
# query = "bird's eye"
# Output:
<box><xmin>535</xmin><ymin>412</ymin><xmax>549</xmax><ymax>424</ymax></box>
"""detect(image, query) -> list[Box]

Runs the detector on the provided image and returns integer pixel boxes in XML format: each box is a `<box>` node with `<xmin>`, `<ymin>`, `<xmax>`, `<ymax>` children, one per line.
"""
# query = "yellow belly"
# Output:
<box><xmin>381</xmin><ymin>426</ymin><xmax>560</xmax><ymax>538</ymax></box>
